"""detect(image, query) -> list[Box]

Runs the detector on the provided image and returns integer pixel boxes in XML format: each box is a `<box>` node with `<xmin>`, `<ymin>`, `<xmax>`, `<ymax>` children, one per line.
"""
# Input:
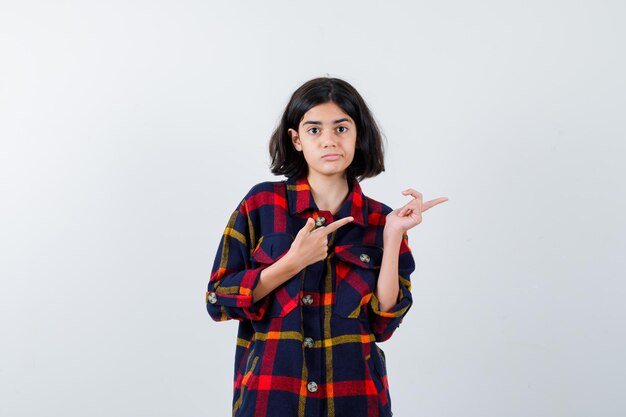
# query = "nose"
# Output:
<box><xmin>320</xmin><ymin>130</ymin><xmax>338</xmax><ymax>148</ymax></box>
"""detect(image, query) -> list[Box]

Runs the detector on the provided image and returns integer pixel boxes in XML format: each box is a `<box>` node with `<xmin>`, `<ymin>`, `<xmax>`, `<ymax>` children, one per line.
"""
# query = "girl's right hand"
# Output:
<box><xmin>287</xmin><ymin>216</ymin><xmax>354</xmax><ymax>271</ymax></box>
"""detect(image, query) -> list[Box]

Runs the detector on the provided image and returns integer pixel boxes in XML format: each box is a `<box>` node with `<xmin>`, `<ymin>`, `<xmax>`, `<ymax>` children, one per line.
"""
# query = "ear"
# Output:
<box><xmin>288</xmin><ymin>128</ymin><xmax>302</xmax><ymax>152</ymax></box>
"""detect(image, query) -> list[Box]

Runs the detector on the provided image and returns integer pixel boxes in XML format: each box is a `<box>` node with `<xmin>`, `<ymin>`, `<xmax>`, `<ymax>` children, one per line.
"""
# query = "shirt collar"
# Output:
<box><xmin>285</xmin><ymin>174</ymin><xmax>368</xmax><ymax>228</ymax></box>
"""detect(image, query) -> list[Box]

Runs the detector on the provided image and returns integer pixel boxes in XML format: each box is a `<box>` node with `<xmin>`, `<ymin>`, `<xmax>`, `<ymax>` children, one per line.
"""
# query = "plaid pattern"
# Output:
<box><xmin>206</xmin><ymin>174</ymin><xmax>415</xmax><ymax>417</ymax></box>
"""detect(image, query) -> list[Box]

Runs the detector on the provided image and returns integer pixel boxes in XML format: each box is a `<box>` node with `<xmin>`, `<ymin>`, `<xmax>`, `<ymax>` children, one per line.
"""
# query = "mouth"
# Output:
<box><xmin>322</xmin><ymin>154</ymin><xmax>341</xmax><ymax>160</ymax></box>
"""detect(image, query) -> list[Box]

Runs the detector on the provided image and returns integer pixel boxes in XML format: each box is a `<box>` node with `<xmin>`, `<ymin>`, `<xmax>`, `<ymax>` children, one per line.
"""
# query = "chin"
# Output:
<box><xmin>321</xmin><ymin>168</ymin><xmax>349</xmax><ymax>177</ymax></box>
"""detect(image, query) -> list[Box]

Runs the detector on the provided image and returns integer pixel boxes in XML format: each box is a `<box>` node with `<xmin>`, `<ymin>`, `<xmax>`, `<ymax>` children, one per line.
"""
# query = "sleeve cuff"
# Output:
<box><xmin>206</xmin><ymin>266</ymin><xmax>271</xmax><ymax>320</ymax></box>
<box><xmin>368</xmin><ymin>287</ymin><xmax>411</xmax><ymax>318</ymax></box>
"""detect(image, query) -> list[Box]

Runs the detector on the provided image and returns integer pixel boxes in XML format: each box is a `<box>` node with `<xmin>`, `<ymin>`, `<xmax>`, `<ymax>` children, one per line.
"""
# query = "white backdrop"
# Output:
<box><xmin>1</xmin><ymin>1</ymin><xmax>625</xmax><ymax>416</ymax></box>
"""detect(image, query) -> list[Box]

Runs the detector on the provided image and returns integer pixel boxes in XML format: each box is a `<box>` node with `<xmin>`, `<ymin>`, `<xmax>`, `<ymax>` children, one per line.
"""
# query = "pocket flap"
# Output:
<box><xmin>334</xmin><ymin>244</ymin><xmax>383</xmax><ymax>269</ymax></box>
<box><xmin>251</xmin><ymin>232</ymin><xmax>294</xmax><ymax>265</ymax></box>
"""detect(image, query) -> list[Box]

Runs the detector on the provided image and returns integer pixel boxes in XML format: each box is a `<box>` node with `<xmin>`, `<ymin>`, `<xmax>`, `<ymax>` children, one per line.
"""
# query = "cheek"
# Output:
<box><xmin>301</xmin><ymin>148</ymin><xmax>316</xmax><ymax>162</ymax></box>
<box><xmin>346</xmin><ymin>143</ymin><xmax>357</xmax><ymax>161</ymax></box>
<box><xmin>344</xmin><ymin>151</ymin><xmax>356</xmax><ymax>165</ymax></box>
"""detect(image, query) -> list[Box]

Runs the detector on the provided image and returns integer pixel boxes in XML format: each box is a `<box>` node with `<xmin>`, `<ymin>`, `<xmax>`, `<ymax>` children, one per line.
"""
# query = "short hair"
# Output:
<box><xmin>269</xmin><ymin>77</ymin><xmax>386</xmax><ymax>183</ymax></box>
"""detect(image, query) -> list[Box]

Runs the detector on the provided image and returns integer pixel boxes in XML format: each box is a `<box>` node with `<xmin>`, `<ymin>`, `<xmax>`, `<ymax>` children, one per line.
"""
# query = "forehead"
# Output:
<box><xmin>300</xmin><ymin>102</ymin><xmax>353</xmax><ymax>125</ymax></box>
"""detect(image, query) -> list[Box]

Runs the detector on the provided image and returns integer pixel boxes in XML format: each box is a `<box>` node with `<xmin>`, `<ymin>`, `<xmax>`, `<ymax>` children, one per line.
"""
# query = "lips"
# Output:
<box><xmin>322</xmin><ymin>154</ymin><xmax>341</xmax><ymax>160</ymax></box>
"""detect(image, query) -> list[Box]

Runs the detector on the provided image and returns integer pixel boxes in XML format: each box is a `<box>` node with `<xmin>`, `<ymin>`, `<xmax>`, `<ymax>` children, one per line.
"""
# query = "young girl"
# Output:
<box><xmin>206</xmin><ymin>77</ymin><xmax>448</xmax><ymax>417</ymax></box>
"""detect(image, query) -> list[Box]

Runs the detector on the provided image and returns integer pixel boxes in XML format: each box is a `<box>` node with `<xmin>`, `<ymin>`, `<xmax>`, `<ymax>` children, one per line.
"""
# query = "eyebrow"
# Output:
<box><xmin>302</xmin><ymin>118</ymin><xmax>353</xmax><ymax>126</ymax></box>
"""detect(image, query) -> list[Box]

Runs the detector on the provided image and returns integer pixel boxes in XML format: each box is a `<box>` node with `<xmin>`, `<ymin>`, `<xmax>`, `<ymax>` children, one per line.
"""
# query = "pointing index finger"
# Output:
<box><xmin>319</xmin><ymin>216</ymin><xmax>354</xmax><ymax>235</ymax></box>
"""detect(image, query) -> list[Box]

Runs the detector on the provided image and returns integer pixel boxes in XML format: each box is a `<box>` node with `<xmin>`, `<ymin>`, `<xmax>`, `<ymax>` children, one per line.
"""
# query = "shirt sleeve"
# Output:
<box><xmin>205</xmin><ymin>197</ymin><xmax>271</xmax><ymax>322</ymax></box>
<box><xmin>368</xmin><ymin>230</ymin><xmax>415</xmax><ymax>342</ymax></box>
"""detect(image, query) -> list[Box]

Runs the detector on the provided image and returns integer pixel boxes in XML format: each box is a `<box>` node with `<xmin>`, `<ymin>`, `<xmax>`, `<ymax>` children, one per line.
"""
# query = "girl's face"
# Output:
<box><xmin>288</xmin><ymin>101</ymin><xmax>357</xmax><ymax>180</ymax></box>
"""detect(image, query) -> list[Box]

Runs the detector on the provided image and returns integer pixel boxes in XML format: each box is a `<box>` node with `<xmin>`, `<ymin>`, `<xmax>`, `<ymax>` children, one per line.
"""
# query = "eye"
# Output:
<box><xmin>337</xmin><ymin>126</ymin><xmax>348</xmax><ymax>133</ymax></box>
<box><xmin>307</xmin><ymin>127</ymin><xmax>320</xmax><ymax>134</ymax></box>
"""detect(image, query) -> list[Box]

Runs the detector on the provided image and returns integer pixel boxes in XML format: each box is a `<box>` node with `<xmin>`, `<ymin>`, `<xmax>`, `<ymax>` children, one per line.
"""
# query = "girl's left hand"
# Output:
<box><xmin>385</xmin><ymin>188</ymin><xmax>448</xmax><ymax>236</ymax></box>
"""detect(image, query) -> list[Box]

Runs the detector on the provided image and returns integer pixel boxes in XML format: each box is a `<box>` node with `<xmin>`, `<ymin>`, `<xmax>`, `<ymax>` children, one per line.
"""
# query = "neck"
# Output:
<box><xmin>307</xmin><ymin>172</ymin><xmax>350</xmax><ymax>215</ymax></box>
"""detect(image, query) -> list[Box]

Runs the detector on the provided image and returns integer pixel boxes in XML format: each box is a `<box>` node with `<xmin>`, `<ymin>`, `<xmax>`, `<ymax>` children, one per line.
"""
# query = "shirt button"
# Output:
<box><xmin>302</xmin><ymin>294</ymin><xmax>314</xmax><ymax>305</ymax></box>
<box><xmin>207</xmin><ymin>292</ymin><xmax>218</xmax><ymax>304</ymax></box>
<box><xmin>359</xmin><ymin>253</ymin><xmax>370</xmax><ymax>263</ymax></box>
<box><xmin>315</xmin><ymin>217</ymin><xmax>326</xmax><ymax>227</ymax></box>
<box><xmin>307</xmin><ymin>381</ymin><xmax>318</xmax><ymax>392</ymax></box>
<box><xmin>303</xmin><ymin>337</ymin><xmax>314</xmax><ymax>348</ymax></box>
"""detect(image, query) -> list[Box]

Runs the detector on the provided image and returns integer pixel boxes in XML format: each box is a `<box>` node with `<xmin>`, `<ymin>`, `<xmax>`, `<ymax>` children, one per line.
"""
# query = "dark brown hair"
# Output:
<box><xmin>269</xmin><ymin>77</ymin><xmax>386</xmax><ymax>183</ymax></box>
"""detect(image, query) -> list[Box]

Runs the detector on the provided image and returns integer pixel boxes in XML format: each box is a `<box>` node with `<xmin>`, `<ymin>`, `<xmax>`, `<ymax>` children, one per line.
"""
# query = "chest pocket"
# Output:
<box><xmin>332</xmin><ymin>244</ymin><xmax>384</xmax><ymax>319</ymax></box>
<box><xmin>250</xmin><ymin>232</ymin><xmax>300</xmax><ymax>318</ymax></box>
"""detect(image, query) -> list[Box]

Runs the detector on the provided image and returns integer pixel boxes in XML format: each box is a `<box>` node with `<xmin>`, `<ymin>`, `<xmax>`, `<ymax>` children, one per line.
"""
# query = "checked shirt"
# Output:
<box><xmin>206</xmin><ymin>173</ymin><xmax>415</xmax><ymax>417</ymax></box>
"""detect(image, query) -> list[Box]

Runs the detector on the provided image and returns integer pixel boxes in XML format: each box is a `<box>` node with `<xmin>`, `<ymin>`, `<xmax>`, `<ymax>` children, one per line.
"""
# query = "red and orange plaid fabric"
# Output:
<box><xmin>206</xmin><ymin>173</ymin><xmax>415</xmax><ymax>417</ymax></box>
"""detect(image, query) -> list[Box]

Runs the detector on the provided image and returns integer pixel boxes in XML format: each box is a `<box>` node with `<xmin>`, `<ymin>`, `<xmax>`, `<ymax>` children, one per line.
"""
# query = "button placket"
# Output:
<box><xmin>307</xmin><ymin>381</ymin><xmax>318</xmax><ymax>392</ymax></box>
<box><xmin>303</xmin><ymin>337</ymin><xmax>314</xmax><ymax>348</ymax></box>
<box><xmin>301</xmin><ymin>294</ymin><xmax>314</xmax><ymax>305</ymax></box>
<box><xmin>315</xmin><ymin>217</ymin><xmax>326</xmax><ymax>227</ymax></box>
